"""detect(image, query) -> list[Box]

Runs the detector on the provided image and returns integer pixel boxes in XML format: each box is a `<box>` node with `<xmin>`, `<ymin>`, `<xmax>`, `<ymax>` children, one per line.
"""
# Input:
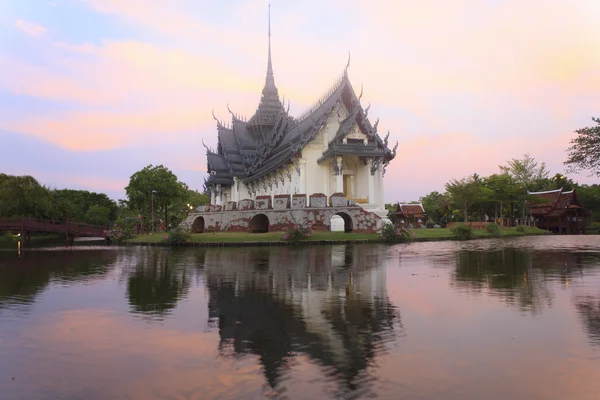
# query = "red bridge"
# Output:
<box><xmin>0</xmin><ymin>217</ymin><xmax>110</xmax><ymax>246</ymax></box>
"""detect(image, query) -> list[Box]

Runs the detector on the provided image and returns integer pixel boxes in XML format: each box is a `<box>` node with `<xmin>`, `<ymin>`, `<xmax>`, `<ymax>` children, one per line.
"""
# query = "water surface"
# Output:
<box><xmin>1</xmin><ymin>236</ymin><xmax>599</xmax><ymax>399</ymax></box>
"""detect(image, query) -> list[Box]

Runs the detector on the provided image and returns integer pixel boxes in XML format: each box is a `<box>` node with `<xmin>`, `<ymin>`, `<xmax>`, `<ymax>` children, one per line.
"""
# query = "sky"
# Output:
<box><xmin>1</xmin><ymin>0</ymin><xmax>599</xmax><ymax>202</ymax></box>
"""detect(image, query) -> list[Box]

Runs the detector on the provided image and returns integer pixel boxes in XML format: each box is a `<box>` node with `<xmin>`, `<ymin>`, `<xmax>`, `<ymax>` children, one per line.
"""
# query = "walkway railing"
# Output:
<box><xmin>0</xmin><ymin>217</ymin><xmax>108</xmax><ymax>237</ymax></box>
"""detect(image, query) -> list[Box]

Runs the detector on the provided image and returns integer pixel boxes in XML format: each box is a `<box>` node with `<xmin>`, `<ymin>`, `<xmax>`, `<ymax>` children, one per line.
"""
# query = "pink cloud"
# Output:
<box><xmin>15</xmin><ymin>19</ymin><xmax>46</xmax><ymax>38</ymax></box>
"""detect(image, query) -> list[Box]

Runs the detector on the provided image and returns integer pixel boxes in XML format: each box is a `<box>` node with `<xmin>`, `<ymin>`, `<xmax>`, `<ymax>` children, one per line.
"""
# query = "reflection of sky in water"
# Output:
<box><xmin>1</xmin><ymin>236</ymin><xmax>599</xmax><ymax>399</ymax></box>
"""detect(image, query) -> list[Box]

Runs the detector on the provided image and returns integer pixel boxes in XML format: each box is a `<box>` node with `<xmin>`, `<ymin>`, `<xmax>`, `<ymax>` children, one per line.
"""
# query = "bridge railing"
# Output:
<box><xmin>0</xmin><ymin>217</ymin><xmax>108</xmax><ymax>236</ymax></box>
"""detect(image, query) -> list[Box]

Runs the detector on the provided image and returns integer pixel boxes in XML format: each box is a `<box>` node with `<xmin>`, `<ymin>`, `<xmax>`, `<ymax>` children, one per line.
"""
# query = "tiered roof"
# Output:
<box><xmin>527</xmin><ymin>188</ymin><xmax>585</xmax><ymax>216</ymax></box>
<box><xmin>396</xmin><ymin>203</ymin><xmax>426</xmax><ymax>217</ymax></box>
<box><xmin>204</xmin><ymin>15</ymin><xmax>396</xmax><ymax>188</ymax></box>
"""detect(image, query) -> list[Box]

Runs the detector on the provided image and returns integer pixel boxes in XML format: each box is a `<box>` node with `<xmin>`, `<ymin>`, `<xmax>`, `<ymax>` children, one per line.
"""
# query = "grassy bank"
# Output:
<box><xmin>126</xmin><ymin>231</ymin><xmax>378</xmax><ymax>243</ymax></box>
<box><xmin>411</xmin><ymin>226</ymin><xmax>550</xmax><ymax>241</ymax></box>
<box><xmin>124</xmin><ymin>226</ymin><xmax>549</xmax><ymax>245</ymax></box>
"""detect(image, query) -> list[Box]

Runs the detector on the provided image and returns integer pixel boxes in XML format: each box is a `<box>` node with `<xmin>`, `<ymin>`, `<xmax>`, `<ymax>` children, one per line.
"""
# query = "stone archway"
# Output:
<box><xmin>331</xmin><ymin>212</ymin><xmax>353</xmax><ymax>233</ymax></box>
<box><xmin>249</xmin><ymin>214</ymin><xmax>269</xmax><ymax>233</ymax></box>
<box><xmin>191</xmin><ymin>216</ymin><xmax>205</xmax><ymax>233</ymax></box>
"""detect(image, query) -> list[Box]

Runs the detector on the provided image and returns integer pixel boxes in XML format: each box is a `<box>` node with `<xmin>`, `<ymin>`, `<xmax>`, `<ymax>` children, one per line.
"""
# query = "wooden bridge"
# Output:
<box><xmin>0</xmin><ymin>217</ymin><xmax>109</xmax><ymax>246</ymax></box>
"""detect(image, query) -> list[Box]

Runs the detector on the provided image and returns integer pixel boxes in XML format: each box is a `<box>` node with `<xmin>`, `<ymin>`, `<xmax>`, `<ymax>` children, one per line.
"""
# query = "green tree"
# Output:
<box><xmin>483</xmin><ymin>174</ymin><xmax>520</xmax><ymax>222</ymax></box>
<box><xmin>0</xmin><ymin>174</ymin><xmax>54</xmax><ymax>218</ymax></box>
<box><xmin>125</xmin><ymin>165</ymin><xmax>187</xmax><ymax>230</ymax></box>
<box><xmin>500</xmin><ymin>153</ymin><xmax>550</xmax><ymax>191</ymax></box>
<box><xmin>500</xmin><ymin>154</ymin><xmax>550</xmax><ymax>221</ymax></box>
<box><xmin>84</xmin><ymin>205</ymin><xmax>111</xmax><ymax>226</ymax></box>
<box><xmin>565</xmin><ymin>117</ymin><xmax>600</xmax><ymax>177</ymax></box>
<box><xmin>421</xmin><ymin>191</ymin><xmax>445</xmax><ymax>225</ymax></box>
<box><xmin>446</xmin><ymin>175</ymin><xmax>489</xmax><ymax>222</ymax></box>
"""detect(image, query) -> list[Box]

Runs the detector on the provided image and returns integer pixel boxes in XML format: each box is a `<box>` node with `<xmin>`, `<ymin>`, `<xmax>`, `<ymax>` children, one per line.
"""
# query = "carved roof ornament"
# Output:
<box><xmin>345</xmin><ymin>51</ymin><xmax>351</xmax><ymax>77</ymax></box>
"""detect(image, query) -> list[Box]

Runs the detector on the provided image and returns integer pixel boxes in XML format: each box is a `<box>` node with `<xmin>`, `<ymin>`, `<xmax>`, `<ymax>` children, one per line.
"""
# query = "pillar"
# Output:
<box><xmin>299</xmin><ymin>159</ymin><xmax>306</xmax><ymax>194</ymax></box>
<box><xmin>216</xmin><ymin>184</ymin><xmax>222</xmax><ymax>206</ymax></box>
<box><xmin>367</xmin><ymin>158</ymin><xmax>375</xmax><ymax>204</ymax></box>
<box><xmin>335</xmin><ymin>156</ymin><xmax>343</xmax><ymax>193</ymax></box>
<box><xmin>233</xmin><ymin>178</ymin><xmax>239</xmax><ymax>202</ymax></box>
<box><xmin>210</xmin><ymin>186</ymin><xmax>216</xmax><ymax>205</ymax></box>
<box><xmin>378</xmin><ymin>168</ymin><xmax>384</xmax><ymax>210</ymax></box>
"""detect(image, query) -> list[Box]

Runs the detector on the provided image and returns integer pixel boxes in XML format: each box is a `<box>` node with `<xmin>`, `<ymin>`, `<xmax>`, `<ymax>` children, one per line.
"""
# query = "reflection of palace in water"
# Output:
<box><xmin>201</xmin><ymin>244</ymin><xmax>400</xmax><ymax>395</ymax></box>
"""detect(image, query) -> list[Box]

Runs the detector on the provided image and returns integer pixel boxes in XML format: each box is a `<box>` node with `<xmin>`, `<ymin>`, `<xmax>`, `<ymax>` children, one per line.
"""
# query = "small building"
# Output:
<box><xmin>527</xmin><ymin>188</ymin><xmax>587</xmax><ymax>233</ymax></box>
<box><xmin>395</xmin><ymin>203</ymin><xmax>426</xmax><ymax>227</ymax></box>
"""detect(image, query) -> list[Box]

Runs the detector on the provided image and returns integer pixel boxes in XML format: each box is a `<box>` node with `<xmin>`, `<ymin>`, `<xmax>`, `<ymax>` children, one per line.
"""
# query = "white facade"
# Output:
<box><xmin>210</xmin><ymin>103</ymin><xmax>388</xmax><ymax>217</ymax></box>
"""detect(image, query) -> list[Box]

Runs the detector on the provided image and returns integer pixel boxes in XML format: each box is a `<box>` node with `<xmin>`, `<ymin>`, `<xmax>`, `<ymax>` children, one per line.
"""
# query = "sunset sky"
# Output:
<box><xmin>1</xmin><ymin>0</ymin><xmax>599</xmax><ymax>202</ymax></box>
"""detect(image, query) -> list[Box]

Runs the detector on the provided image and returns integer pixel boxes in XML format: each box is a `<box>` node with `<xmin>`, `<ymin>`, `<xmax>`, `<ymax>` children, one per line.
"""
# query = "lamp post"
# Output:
<box><xmin>151</xmin><ymin>190</ymin><xmax>157</xmax><ymax>234</ymax></box>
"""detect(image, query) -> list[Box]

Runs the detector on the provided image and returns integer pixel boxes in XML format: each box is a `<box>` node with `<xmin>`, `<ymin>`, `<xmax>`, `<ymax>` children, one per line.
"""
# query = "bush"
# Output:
<box><xmin>451</xmin><ymin>223</ymin><xmax>473</xmax><ymax>240</ymax></box>
<box><xmin>282</xmin><ymin>222</ymin><xmax>314</xmax><ymax>242</ymax></box>
<box><xmin>379</xmin><ymin>223</ymin><xmax>413</xmax><ymax>243</ymax></box>
<box><xmin>486</xmin><ymin>223</ymin><xmax>501</xmax><ymax>237</ymax></box>
<box><xmin>166</xmin><ymin>226</ymin><xmax>191</xmax><ymax>245</ymax></box>
<box><xmin>104</xmin><ymin>220</ymin><xmax>135</xmax><ymax>244</ymax></box>
<box><xmin>515</xmin><ymin>225</ymin><xmax>526</xmax><ymax>233</ymax></box>
<box><xmin>587</xmin><ymin>221</ymin><xmax>600</xmax><ymax>233</ymax></box>
<box><xmin>425</xmin><ymin>222</ymin><xmax>434</xmax><ymax>228</ymax></box>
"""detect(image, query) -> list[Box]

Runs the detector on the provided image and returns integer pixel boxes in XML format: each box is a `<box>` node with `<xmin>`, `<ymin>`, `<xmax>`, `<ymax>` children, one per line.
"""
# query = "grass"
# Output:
<box><xmin>124</xmin><ymin>226</ymin><xmax>550</xmax><ymax>245</ymax></box>
<box><xmin>411</xmin><ymin>226</ymin><xmax>550</xmax><ymax>240</ymax></box>
<box><xmin>125</xmin><ymin>231</ymin><xmax>379</xmax><ymax>244</ymax></box>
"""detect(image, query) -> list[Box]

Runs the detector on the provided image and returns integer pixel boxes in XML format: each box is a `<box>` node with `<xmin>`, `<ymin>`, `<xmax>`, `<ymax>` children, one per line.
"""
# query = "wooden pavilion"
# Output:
<box><xmin>527</xmin><ymin>188</ymin><xmax>587</xmax><ymax>234</ymax></box>
<box><xmin>395</xmin><ymin>203</ymin><xmax>426</xmax><ymax>227</ymax></box>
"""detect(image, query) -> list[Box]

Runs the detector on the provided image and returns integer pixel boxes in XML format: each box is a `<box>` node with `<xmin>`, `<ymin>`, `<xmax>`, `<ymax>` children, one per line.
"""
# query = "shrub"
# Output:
<box><xmin>451</xmin><ymin>223</ymin><xmax>473</xmax><ymax>240</ymax></box>
<box><xmin>104</xmin><ymin>220</ymin><xmax>135</xmax><ymax>244</ymax></box>
<box><xmin>379</xmin><ymin>223</ymin><xmax>413</xmax><ymax>243</ymax></box>
<box><xmin>486</xmin><ymin>223</ymin><xmax>501</xmax><ymax>237</ymax></box>
<box><xmin>166</xmin><ymin>226</ymin><xmax>191</xmax><ymax>245</ymax></box>
<box><xmin>587</xmin><ymin>221</ymin><xmax>600</xmax><ymax>233</ymax></box>
<box><xmin>425</xmin><ymin>222</ymin><xmax>434</xmax><ymax>229</ymax></box>
<box><xmin>282</xmin><ymin>222</ymin><xmax>314</xmax><ymax>242</ymax></box>
<box><xmin>515</xmin><ymin>225</ymin><xmax>526</xmax><ymax>233</ymax></box>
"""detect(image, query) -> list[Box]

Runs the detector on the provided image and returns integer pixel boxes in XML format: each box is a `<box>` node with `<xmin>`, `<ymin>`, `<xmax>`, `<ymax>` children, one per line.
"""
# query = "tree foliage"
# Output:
<box><xmin>500</xmin><ymin>153</ymin><xmax>549</xmax><ymax>190</ymax></box>
<box><xmin>565</xmin><ymin>117</ymin><xmax>600</xmax><ymax>177</ymax></box>
<box><xmin>445</xmin><ymin>175</ymin><xmax>491</xmax><ymax>222</ymax></box>
<box><xmin>420</xmin><ymin>154</ymin><xmax>600</xmax><ymax>226</ymax></box>
<box><xmin>0</xmin><ymin>173</ymin><xmax>116</xmax><ymax>224</ymax></box>
<box><xmin>125</xmin><ymin>165</ymin><xmax>187</xmax><ymax>229</ymax></box>
<box><xmin>84</xmin><ymin>205</ymin><xmax>111</xmax><ymax>226</ymax></box>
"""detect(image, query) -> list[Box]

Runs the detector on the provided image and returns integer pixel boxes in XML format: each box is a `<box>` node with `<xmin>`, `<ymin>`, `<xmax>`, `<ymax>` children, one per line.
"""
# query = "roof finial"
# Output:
<box><xmin>264</xmin><ymin>3</ymin><xmax>275</xmax><ymax>90</ymax></box>
<box><xmin>345</xmin><ymin>51</ymin><xmax>351</xmax><ymax>75</ymax></box>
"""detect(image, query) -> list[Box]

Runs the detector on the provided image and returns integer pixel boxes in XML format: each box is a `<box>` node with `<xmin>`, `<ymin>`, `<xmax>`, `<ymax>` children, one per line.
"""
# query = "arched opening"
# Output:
<box><xmin>331</xmin><ymin>212</ymin><xmax>353</xmax><ymax>233</ymax></box>
<box><xmin>249</xmin><ymin>214</ymin><xmax>269</xmax><ymax>233</ymax></box>
<box><xmin>191</xmin><ymin>216</ymin><xmax>205</xmax><ymax>233</ymax></box>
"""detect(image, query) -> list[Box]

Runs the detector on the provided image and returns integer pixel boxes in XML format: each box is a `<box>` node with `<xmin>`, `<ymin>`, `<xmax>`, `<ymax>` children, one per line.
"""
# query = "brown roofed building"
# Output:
<box><xmin>528</xmin><ymin>188</ymin><xmax>587</xmax><ymax>233</ymax></box>
<box><xmin>395</xmin><ymin>203</ymin><xmax>426</xmax><ymax>227</ymax></box>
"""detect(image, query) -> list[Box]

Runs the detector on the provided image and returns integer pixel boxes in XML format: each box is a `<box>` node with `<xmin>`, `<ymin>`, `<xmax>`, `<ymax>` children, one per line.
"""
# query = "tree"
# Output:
<box><xmin>565</xmin><ymin>117</ymin><xmax>600</xmax><ymax>177</ymax></box>
<box><xmin>125</xmin><ymin>165</ymin><xmax>187</xmax><ymax>230</ymax></box>
<box><xmin>84</xmin><ymin>205</ymin><xmax>111</xmax><ymax>226</ymax></box>
<box><xmin>445</xmin><ymin>175</ymin><xmax>490</xmax><ymax>222</ymax></box>
<box><xmin>500</xmin><ymin>153</ymin><xmax>550</xmax><ymax>190</ymax></box>
<box><xmin>500</xmin><ymin>154</ymin><xmax>550</xmax><ymax>221</ymax></box>
<box><xmin>483</xmin><ymin>174</ymin><xmax>520</xmax><ymax>222</ymax></box>
<box><xmin>0</xmin><ymin>174</ymin><xmax>54</xmax><ymax>219</ymax></box>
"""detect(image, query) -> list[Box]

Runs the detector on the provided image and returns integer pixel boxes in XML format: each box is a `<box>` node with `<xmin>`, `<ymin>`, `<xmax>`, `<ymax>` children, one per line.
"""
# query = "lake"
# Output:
<box><xmin>1</xmin><ymin>236</ymin><xmax>599</xmax><ymax>399</ymax></box>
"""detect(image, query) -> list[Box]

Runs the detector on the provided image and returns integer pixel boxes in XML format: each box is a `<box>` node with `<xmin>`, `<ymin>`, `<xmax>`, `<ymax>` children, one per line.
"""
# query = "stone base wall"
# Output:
<box><xmin>181</xmin><ymin>205</ymin><xmax>384</xmax><ymax>234</ymax></box>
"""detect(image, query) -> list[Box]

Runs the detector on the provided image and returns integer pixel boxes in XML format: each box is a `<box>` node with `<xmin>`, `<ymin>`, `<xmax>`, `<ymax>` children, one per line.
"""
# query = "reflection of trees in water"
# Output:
<box><xmin>205</xmin><ymin>244</ymin><xmax>401</xmax><ymax>398</ymax></box>
<box><xmin>451</xmin><ymin>248</ymin><xmax>596</xmax><ymax>314</ymax></box>
<box><xmin>125</xmin><ymin>248</ymin><xmax>192</xmax><ymax>318</ymax></box>
<box><xmin>575</xmin><ymin>295</ymin><xmax>600</xmax><ymax>346</ymax></box>
<box><xmin>0</xmin><ymin>250</ymin><xmax>116</xmax><ymax>312</ymax></box>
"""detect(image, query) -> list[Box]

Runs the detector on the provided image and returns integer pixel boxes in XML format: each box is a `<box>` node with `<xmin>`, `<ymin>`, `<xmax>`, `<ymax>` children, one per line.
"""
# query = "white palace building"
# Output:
<box><xmin>195</xmin><ymin>10</ymin><xmax>397</xmax><ymax>233</ymax></box>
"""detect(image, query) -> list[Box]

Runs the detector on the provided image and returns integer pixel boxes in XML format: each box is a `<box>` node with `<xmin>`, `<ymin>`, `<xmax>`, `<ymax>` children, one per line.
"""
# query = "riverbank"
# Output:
<box><xmin>123</xmin><ymin>226</ymin><xmax>550</xmax><ymax>247</ymax></box>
